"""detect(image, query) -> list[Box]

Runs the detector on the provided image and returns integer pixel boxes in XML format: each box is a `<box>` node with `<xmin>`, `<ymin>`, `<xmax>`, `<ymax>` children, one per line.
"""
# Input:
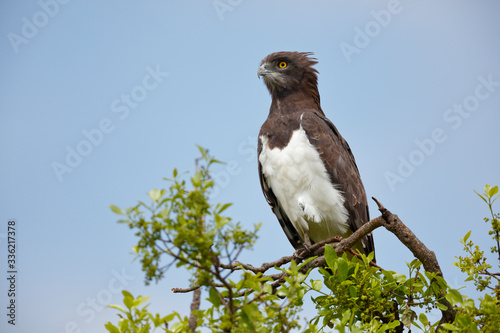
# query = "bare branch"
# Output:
<box><xmin>479</xmin><ymin>270</ymin><xmax>500</xmax><ymax>282</ymax></box>
<box><xmin>229</xmin><ymin>255</ymin><xmax>295</xmax><ymax>273</ymax></box>
<box><xmin>188</xmin><ymin>289</ymin><xmax>201</xmax><ymax>331</ymax></box>
<box><xmin>172</xmin><ymin>282</ymin><xmax>226</xmax><ymax>293</ymax></box>
<box><xmin>372</xmin><ymin>198</ymin><xmax>441</xmax><ymax>275</ymax></box>
<box><xmin>172</xmin><ymin>285</ymin><xmax>200</xmax><ymax>293</ymax></box>
<box><xmin>479</xmin><ymin>270</ymin><xmax>500</xmax><ymax>277</ymax></box>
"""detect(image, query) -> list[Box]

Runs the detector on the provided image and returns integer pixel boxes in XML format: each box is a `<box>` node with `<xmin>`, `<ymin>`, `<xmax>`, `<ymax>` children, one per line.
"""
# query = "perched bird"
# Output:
<box><xmin>257</xmin><ymin>51</ymin><xmax>375</xmax><ymax>260</ymax></box>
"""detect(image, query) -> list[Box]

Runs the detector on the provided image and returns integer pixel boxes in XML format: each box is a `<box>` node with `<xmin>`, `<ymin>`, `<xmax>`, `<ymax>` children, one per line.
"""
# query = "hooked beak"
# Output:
<box><xmin>257</xmin><ymin>64</ymin><xmax>272</xmax><ymax>78</ymax></box>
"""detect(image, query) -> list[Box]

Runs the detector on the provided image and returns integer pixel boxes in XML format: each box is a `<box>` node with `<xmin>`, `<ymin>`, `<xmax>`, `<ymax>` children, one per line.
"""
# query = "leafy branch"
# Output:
<box><xmin>105</xmin><ymin>149</ymin><xmax>499</xmax><ymax>332</ymax></box>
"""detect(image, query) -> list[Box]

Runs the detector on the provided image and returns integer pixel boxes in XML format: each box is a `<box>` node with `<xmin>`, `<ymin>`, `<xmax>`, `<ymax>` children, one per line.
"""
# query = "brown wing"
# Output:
<box><xmin>300</xmin><ymin>111</ymin><xmax>375</xmax><ymax>260</ymax></box>
<box><xmin>258</xmin><ymin>138</ymin><xmax>304</xmax><ymax>249</ymax></box>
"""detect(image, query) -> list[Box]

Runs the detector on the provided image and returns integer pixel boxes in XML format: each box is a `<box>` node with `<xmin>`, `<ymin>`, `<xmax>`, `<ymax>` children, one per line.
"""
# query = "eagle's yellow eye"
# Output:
<box><xmin>278</xmin><ymin>61</ymin><xmax>287</xmax><ymax>68</ymax></box>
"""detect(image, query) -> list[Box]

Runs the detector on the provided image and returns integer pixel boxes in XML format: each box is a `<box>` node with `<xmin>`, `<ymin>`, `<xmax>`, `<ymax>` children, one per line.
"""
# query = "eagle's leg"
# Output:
<box><xmin>293</xmin><ymin>233</ymin><xmax>313</xmax><ymax>259</ymax></box>
<box><xmin>303</xmin><ymin>233</ymin><xmax>312</xmax><ymax>250</ymax></box>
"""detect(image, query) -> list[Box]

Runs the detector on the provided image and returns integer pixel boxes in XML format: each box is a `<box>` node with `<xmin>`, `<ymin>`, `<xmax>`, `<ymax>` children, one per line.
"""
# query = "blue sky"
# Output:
<box><xmin>1</xmin><ymin>1</ymin><xmax>499</xmax><ymax>332</ymax></box>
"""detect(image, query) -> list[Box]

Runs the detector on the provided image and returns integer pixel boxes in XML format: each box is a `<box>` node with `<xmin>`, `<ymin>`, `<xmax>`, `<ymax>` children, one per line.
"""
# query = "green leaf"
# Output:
<box><xmin>408</xmin><ymin>258</ymin><xmax>422</xmax><ymax>269</ymax></box>
<box><xmin>133</xmin><ymin>295</ymin><xmax>150</xmax><ymax>308</ymax></box>
<box><xmin>297</xmin><ymin>256</ymin><xmax>316</xmax><ymax>270</ymax></box>
<box><xmin>445</xmin><ymin>289</ymin><xmax>463</xmax><ymax>306</ymax></box>
<box><xmin>440</xmin><ymin>323</ymin><xmax>459</xmax><ymax>331</ymax></box>
<box><xmin>122</xmin><ymin>290</ymin><xmax>133</xmax><ymax>299</ymax></box>
<box><xmin>107</xmin><ymin>304</ymin><xmax>126</xmax><ymax>313</ymax></box>
<box><xmin>118</xmin><ymin>318</ymin><xmax>128</xmax><ymax>332</ymax></box>
<box><xmin>412</xmin><ymin>321</ymin><xmax>423</xmax><ymax>331</ymax></box>
<box><xmin>164</xmin><ymin>312</ymin><xmax>177</xmax><ymax>322</ymax></box>
<box><xmin>484</xmin><ymin>184</ymin><xmax>492</xmax><ymax>196</ymax></box>
<box><xmin>192</xmin><ymin>172</ymin><xmax>202</xmax><ymax>187</ymax></box>
<box><xmin>196</xmin><ymin>145</ymin><xmax>208</xmax><ymax>160</ymax></box>
<box><xmin>393</xmin><ymin>273</ymin><xmax>407</xmax><ymax>283</ymax></box>
<box><xmin>217</xmin><ymin>203</ymin><xmax>232</xmax><ymax>214</ymax></box>
<box><xmin>474</xmin><ymin>190</ymin><xmax>488</xmax><ymax>204</ymax></box>
<box><xmin>419</xmin><ymin>312</ymin><xmax>429</xmax><ymax>326</ymax></box>
<box><xmin>208</xmin><ymin>287</ymin><xmax>222</xmax><ymax>307</ymax></box>
<box><xmin>324</xmin><ymin>245</ymin><xmax>338</xmax><ymax>270</ymax></box>
<box><xmin>109</xmin><ymin>205</ymin><xmax>125</xmax><ymax>215</ymax></box>
<box><xmin>381</xmin><ymin>270</ymin><xmax>396</xmax><ymax>283</ymax></box>
<box><xmin>436</xmin><ymin>302</ymin><xmax>448</xmax><ymax>311</ymax></box>
<box><xmin>148</xmin><ymin>189</ymin><xmax>162</xmax><ymax>202</ymax></box>
<box><xmin>263</xmin><ymin>283</ymin><xmax>273</xmax><ymax>294</ymax></box>
<box><xmin>488</xmin><ymin>185</ymin><xmax>498</xmax><ymax>197</ymax></box>
<box><xmin>123</xmin><ymin>292</ymin><xmax>134</xmax><ymax>310</ymax></box>
<box><xmin>311</xmin><ymin>279</ymin><xmax>323</xmax><ymax>291</ymax></box>
<box><xmin>463</xmin><ymin>230</ymin><xmax>472</xmax><ymax>243</ymax></box>
<box><xmin>159</xmin><ymin>208</ymin><xmax>169</xmax><ymax>218</ymax></box>
<box><xmin>349</xmin><ymin>285</ymin><xmax>357</xmax><ymax>298</ymax></box>
<box><xmin>241</xmin><ymin>303</ymin><xmax>259</xmax><ymax>329</ymax></box>
<box><xmin>104</xmin><ymin>322</ymin><xmax>121</xmax><ymax>333</ymax></box>
<box><xmin>366</xmin><ymin>250</ymin><xmax>375</xmax><ymax>263</ymax></box>
<box><xmin>337</xmin><ymin>259</ymin><xmax>348</xmax><ymax>281</ymax></box>
<box><xmin>385</xmin><ymin>321</ymin><xmax>401</xmax><ymax>330</ymax></box>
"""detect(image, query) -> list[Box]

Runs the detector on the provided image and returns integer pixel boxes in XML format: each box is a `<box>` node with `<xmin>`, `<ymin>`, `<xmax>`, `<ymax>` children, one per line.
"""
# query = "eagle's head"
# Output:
<box><xmin>258</xmin><ymin>51</ymin><xmax>319</xmax><ymax>98</ymax></box>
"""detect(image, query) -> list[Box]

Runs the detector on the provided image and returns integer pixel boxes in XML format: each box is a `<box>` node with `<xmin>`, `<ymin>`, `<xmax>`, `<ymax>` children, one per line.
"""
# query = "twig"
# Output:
<box><xmin>172</xmin><ymin>285</ymin><xmax>200</xmax><ymax>293</ymax></box>
<box><xmin>219</xmin><ymin>255</ymin><xmax>295</xmax><ymax>273</ymax></box>
<box><xmin>172</xmin><ymin>283</ymin><xmax>225</xmax><ymax>293</ymax></box>
<box><xmin>479</xmin><ymin>270</ymin><xmax>500</xmax><ymax>280</ymax></box>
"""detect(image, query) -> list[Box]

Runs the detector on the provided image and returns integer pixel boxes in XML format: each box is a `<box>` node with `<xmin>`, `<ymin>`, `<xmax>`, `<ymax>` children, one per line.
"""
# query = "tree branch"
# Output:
<box><xmin>172</xmin><ymin>282</ymin><xmax>225</xmax><ymax>293</ymax></box>
<box><xmin>188</xmin><ymin>288</ymin><xmax>201</xmax><ymax>331</ymax></box>
<box><xmin>371</xmin><ymin>197</ymin><xmax>456</xmax><ymax>326</ymax></box>
<box><xmin>171</xmin><ymin>198</ymin><xmax>456</xmax><ymax>326</ymax></box>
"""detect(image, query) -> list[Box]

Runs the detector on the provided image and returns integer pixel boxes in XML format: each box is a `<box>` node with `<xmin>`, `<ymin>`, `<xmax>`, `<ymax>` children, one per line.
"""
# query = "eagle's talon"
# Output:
<box><xmin>293</xmin><ymin>238</ymin><xmax>313</xmax><ymax>260</ymax></box>
<box><xmin>293</xmin><ymin>247</ymin><xmax>310</xmax><ymax>260</ymax></box>
<box><xmin>293</xmin><ymin>249</ymin><xmax>305</xmax><ymax>260</ymax></box>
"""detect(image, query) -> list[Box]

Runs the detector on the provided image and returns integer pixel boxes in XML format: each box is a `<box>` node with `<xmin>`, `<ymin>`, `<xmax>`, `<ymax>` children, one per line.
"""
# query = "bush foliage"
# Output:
<box><xmin>105</xmin><ymin>148</ymin><xmax>500</xmax><ymax>332</ymax></box>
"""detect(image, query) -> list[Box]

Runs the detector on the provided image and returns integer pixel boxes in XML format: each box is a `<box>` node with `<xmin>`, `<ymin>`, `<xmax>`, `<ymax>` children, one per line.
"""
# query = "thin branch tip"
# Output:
<box><xmin>371</xmin><ymin>197</ymin><xmax>386</xmax><ymax>211</ymax></box>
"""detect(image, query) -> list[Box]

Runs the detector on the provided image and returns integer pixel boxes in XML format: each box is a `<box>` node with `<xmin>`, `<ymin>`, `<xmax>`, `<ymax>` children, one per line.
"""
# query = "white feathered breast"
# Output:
<box><xmin>259</xmin><ymin>124</ymin><xmax>351</xmax><ymax>244</ymax></box>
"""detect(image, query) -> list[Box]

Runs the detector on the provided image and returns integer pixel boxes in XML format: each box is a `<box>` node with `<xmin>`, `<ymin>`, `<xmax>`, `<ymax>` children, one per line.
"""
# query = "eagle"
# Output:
<box><xmin>257</xmin><ymin>51</ymin><xmax>375</xmax><ymax>260</ymax></box>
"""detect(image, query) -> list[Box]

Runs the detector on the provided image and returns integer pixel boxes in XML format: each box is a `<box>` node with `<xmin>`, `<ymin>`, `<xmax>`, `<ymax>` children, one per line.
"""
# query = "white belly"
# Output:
<box><xmin>259</xmin><ymin>126</ymin><xmax>350</xmax><ymax>243</ymax></box>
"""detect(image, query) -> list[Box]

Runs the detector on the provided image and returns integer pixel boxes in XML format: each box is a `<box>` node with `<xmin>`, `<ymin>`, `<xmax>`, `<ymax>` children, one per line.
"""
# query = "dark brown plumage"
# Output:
<box><xmin>257</xmin><ymin>51</ymin><xmax>375</xmax><ymax>260</ymax></box>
